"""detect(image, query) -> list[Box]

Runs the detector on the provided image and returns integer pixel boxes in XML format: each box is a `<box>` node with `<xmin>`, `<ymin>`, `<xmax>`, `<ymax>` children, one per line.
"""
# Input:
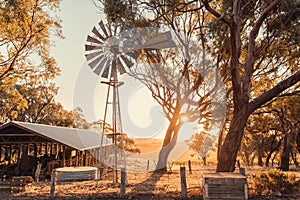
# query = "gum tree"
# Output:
<box><xmin>199</xmin><ymin>0</ymin><xmax>300</xmax><ymax>171</ymax></box>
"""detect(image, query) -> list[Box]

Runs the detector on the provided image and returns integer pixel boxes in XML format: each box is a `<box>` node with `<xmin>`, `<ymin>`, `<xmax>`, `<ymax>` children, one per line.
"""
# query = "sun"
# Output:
<box><xmin>181</xmin><ymin>115</ymin><xmax>189</xmax><ymax>123</ymax></box>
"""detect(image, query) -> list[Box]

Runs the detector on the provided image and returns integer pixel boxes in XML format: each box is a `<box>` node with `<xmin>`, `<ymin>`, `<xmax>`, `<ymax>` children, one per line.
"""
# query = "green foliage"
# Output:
<box><xmin>101</xmin><ymin>0</ymin><xmax>137</xmax><ymax>23</ymax></box>
<box><xmin>0</xmin><ymin>0</ymin><xmax>63</xmax><ymax>124</ymax></box>
<box><xmin>250</xmin><ymin>169</ymin><xmax>297</xmax><ymax>195</ymax></box>
<box><xmin>187</xmin><ymin>129</ymin><xmax>217</xmax><ymax>163</ymax></box>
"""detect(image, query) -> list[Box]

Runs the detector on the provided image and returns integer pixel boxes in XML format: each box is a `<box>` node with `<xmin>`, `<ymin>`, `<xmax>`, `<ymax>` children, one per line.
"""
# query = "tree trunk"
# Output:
<box><xmin>156</xmin><ymin>117</ymin><xmax>182</xmax><ymax>172</ymax></box>
<box><xmin>258</xmin><ymin>154</ymin><xmax>263</xmax><ymax>167</ymax></box>
<box><xmin>202</xmin><ymin>156</ymin><xmax>207</xmax><ymax>166</ymax></box>
<box><xmin>297</xmin><ymin>130</ymin><xmax>300</xmax><ymax>154</ymax></box>
<box><xmin>257</xmin><ymin>139</ymin><xmax>264</xmax><ymax>167</ymax></box>
<box><xmin>266</xmin><ymin>134</ymin><xmax>283</xmax><ymax>167</ymax></box>
<box><xmin>217</xmin><ymin>110</ymin><xmax>249</xmax><ymax>172</ymax></box>
<box><xmin>265</xmin><ymin>152</ymin><xmax>272</xmax><ymax>167</ymax></box>
<box><xmin>250</xmin><ymin>154</ymin><xmax>256</xmax><ymax>166</ymax></box>
<box><xmin>271</xmin><ymin>151</ymin><xmax>278</xmax><ymax>167</ymax></box>
<box><xmin>280</xmin><ymin>134</ymin><xmax>293</xmax><ymax>171</ymax></box>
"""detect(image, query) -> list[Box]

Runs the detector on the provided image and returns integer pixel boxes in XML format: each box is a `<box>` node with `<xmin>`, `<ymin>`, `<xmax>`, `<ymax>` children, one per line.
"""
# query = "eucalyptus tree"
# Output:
<box><xmin>0</xmin><ymin>0</ymin><xmax>63</xmax><ymax>122</ymax></box>
<box><xmin>98</xmin><ymin>0</ymin><xmax>226</xmax><ymax>171</ymax></box>
<box><xmin>199</xmin><ymin>0</ymin><xmax>300</xmax><ymax>171</ymax></box>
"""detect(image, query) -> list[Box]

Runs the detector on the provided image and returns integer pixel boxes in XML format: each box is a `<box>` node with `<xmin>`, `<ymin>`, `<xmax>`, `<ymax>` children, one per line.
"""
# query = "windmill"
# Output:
<box><xmin>85</xmin><ymin>20</ymin><xmax>176</xmax><ymax>182</ymax></box>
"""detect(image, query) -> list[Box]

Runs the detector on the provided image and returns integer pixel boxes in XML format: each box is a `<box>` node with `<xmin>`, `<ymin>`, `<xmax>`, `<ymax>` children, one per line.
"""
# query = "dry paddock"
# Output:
<box><xmin>0</xmin><ymin>165</ymin><xmax>299</xmax><ymax>200</ymax></box>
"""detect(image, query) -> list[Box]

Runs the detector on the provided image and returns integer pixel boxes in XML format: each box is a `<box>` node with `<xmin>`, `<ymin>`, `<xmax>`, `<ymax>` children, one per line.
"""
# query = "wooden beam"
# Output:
<box><xmin>62</xmin><ymin>146</ymin><xmax>66</xmax><ymax>167</ymax></box>
<box><xmin>9</xmin><ymin>144</ymin><xmax>12</xmax><ymax>165</ymax></box>
<box><xmin>50</xmin><ymin>143</ymin><xmax>53</xmax><ymax>155</ymax></box>
<box><xmin>45</xmin><ymin>143</ymin><xmax>48</xmax><ymax>155</ymax></box>
<box><xmin>81</xmin><ymin>151</ymin><xmax>84</xmax><ymax>166</ymax></box>
<box><xmin>34</xmin><ymin>143</ymin><xmax>37</xmax><ymax>157</ymax></box>
<box><xmin>85</xmin><ymin>151</ymin><xmax>88</xmax><ymax>166</ymax></box>
<box><xmin>0</xmin><ymin>144</ymin><xmax>2</xmax><ymax>162</ymax></box>
<box><xmin>17</xmin><ymin>144</ymin><xmax>21</xmax><ymax>162</ymax></box>
<box><xmin>75</xmin><ymin>151</ymin><xmax>79</xmax><ymax>166</ymax></box>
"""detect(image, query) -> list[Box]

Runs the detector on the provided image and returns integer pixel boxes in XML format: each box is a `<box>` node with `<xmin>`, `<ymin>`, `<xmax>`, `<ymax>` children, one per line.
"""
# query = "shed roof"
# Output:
<box><xmin>0</xmin><ymin>121</ymin><xmax>112</xmax><ymax>150</ymax></box>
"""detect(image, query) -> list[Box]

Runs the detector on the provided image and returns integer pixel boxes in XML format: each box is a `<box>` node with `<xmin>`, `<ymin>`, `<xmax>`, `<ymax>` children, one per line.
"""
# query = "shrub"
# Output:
<box><xmin>250</xmin><ymin>169</ymin><xmax>297</xmax><ymax>195</ymax></box>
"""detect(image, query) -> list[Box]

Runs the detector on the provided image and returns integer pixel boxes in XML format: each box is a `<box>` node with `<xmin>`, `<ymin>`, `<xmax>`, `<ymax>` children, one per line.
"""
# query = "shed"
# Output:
<box><xmin>0</xmin><ymin>121</ymin><xmax>113</xmax><ymax>179</ymax></box>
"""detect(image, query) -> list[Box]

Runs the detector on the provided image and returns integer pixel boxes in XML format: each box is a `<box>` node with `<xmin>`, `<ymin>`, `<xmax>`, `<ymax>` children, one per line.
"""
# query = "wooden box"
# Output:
<box><xmin>202</xmin><ymin>172</ymin><xmax>248</xmax><ymax>200</ymax></box>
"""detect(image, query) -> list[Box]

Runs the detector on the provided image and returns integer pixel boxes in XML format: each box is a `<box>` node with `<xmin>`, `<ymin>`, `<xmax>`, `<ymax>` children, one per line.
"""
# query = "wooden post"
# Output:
<box><xmin>9</xmin><ymin>144</ymin><xmax>12</xmax><ymax>165</ymax></box>
<box><xmin>50</xmin><ymin>169</ymin><xmax>57</xmax><ymax>199</ymax></box>
<box><xmin>120</xmin><ymin>168</ymin><xmax>126</xmax><ymax>197</ymax></box>
<box><xmin>85</xmin><ymin>151</ymin><xmax>88</xmax><ymax>166</ymax></box>
<box><xmin>62</xmin><ymin>146</ymin><xmax>66</xmax><ymax>167</ymax></box>
<box><xmin>75</xmin><ymin>151</ymin><xmax>79</xmax><ymax>167</ymax></box>
<box><xmin>81</xmin><ymin>151</ymin><xmax>84</xmax><ymax>166</ymax></box>
<box><xmin>188</xmin><ymin>160</ymin><xmax>192</xmax><ymax>174</ymax></box>
<box><xmin>34</xmin><ymin>144</ymin><xmax>38</xmax><ymax>157</ymax></box>
<box><xmin>35</xmin><ymin>163</ymin><xmax>42</xmax><ymax>182</ymax></box>
<box><xmin>180</xmin><ymin>166</ymin><xmax>187</xmax><ymax>198</ymax></box>
<box><xmin>17</xmin><ymin>144</ymin><xmax>21</xmax><ymax>162</ymax></box>
<box><xmin>50</xmin><ymin>143</ymin><xmax>53</xmax><ymax>155</ymax></box>
<box><xmin>45</xmin><ymin>142</ymin><xmax>48</xmax><ymax>155</ymax></box>
<box><xmin>147</xmin><ymin>160</ymin><xmax>150</xmax><ymax>171</ymax></box>
<box><xmin>90</xmin><ymin>149</ymin><xmax>94</xmax><ymax>166</ymax></box>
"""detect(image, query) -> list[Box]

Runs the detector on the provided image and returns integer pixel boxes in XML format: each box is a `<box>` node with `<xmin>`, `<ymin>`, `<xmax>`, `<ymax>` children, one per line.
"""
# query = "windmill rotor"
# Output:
<box><xmin>85</xmin><ymin>20</ymin><xmax>177</xmax><ymax>79</ymax></box>
<box><xmin>85</xmin><ymin>20</ymin><xmax>138</xmax><ymax>79</ymax></box>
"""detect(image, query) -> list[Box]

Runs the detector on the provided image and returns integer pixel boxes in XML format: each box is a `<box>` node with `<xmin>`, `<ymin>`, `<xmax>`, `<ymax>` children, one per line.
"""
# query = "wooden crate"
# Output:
<box><xmin>202</xmin><ymin>172</ymin><xmax>248</xmax><ymax>200</ymax></box>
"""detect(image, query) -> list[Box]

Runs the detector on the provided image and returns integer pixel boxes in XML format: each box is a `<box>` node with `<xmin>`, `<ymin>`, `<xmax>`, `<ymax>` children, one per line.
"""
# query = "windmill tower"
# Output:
<box><xmin>85</xmin><ymin>20</ymin><xmax>176</xmax><ymax>182</ymax></box>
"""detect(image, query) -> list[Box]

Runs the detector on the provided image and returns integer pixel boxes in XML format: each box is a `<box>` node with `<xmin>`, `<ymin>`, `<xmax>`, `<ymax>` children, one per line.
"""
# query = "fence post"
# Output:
<box><xmin>188</xmin><ymin>160</ymin><xmax>192</xmax><ymax>174</ymax></box>
<box><xmin>180</xmin><ymin>166</ymin><xmax>187</xmax><ymax>198</ymax></box>
<box><xmin>147</xmin><ymin>160</ymin><xmax>150</xmax><ymax>171</ymax></box>
<box><xmin>120</xmin><ymin>168</ymin><xmax>126</xmax><ymax>197</ymax></box>
<box><xmin>50</xmin><ymin>169</ymin><xmax>57</xmax><ymax>199</ymax></box>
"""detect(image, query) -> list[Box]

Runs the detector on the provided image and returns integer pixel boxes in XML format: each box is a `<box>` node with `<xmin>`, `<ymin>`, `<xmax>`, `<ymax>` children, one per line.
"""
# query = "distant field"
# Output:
<box><xmin>133</xmin><ymin>138</ymin><xmax>218</xmax><ymax>164</ymax></box>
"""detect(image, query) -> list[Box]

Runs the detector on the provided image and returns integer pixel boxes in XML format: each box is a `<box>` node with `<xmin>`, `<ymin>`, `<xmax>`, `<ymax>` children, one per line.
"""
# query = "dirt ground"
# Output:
<box><xmin>1</xmin><ymin>165</ymin><xmax>299</xmax><ymax>200</ymax></box>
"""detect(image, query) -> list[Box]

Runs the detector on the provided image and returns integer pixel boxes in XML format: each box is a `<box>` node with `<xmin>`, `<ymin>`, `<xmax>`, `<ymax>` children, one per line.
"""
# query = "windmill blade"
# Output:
<box><xmin>92</xmin><ymin>27</ymin><xmax>106</xmax><ymax>41</ymax></box>
<box><xmin>143</xmin><ymin>31</ymin><xmax>176</xmax><ymax>49</ymax></box>
<box><xmin>99</xmin><ymin>20</ymin><xmax>109</xmax><ymax>37</ymax></box>
<box><xmin>85</xmin><ymin>44</ymin><xmax>102</xmax><ymax>51</ymax></box>
<box><xmin>120</xmin><ymin>55</ymin><xmax>134</xmax><ymax>69</ymax></box>
<box><xmin>87</xmin><ymin>35</ymin><xmax>103</xmax><ymax>44</ymax></box>
<box><xmin>88</xmin><ymin>54</ymin><xmax>105</xmax><ymax>69</ymax></box>
<box><xmin>85</xmin><ymin>51</ymin><xmax>103</xmax><ymax>61</ymax></box>
<box><xmin>101</xmin><ymin>63</ymin><xmax>110</xmax><ymax>78</ymax></box>
<box><xmin>116</xmin><ymin>58</ymin><xmax>126</xmax><ymax>74</ymax></box>
<box><xmin>93</xmin><ymin>59</ymin><xmax>108</xmax><ymax>75</ymax></box>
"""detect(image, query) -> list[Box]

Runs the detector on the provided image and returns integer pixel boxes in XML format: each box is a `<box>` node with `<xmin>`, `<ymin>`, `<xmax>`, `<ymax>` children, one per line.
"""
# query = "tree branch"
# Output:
<box><xmin>248</xmin><ymin>70</ymin><xmax>300</xmax><ymax>114</ymax></box>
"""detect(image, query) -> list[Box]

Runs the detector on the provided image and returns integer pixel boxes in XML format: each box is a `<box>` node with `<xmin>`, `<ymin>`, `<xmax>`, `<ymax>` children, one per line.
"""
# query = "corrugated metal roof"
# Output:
<box><xmin>0</xmin><ymin>121</ymin><xmax>112</xmax><ymax>150</ymax></box>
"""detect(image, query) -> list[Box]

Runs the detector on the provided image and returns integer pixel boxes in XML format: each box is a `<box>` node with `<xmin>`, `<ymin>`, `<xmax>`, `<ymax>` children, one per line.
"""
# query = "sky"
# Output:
<box><xmin>51</xmin><ymin>0</ymin><xmax>103</xmax><ymax>110</ymax></box>
<box><xmin>50</xmin><ymin>0</ymin><xmax>201</xmax><ymax>140</ymax></box>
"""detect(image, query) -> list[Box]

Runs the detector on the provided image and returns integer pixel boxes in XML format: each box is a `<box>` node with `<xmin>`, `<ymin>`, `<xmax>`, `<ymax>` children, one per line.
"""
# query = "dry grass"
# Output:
<box><xmin>1</xmin><ymin>165</ymin><xmax>300</xmax><ymax>200</ymax></box>
<box><xmin>2</xmin><ymin>166</ymin><xmax>207</xmax><ymax>200</ymax></box>
<box><xmin>1</xmin><ymin>139</ymin><xmax>299</xmax><ymax>199</ymax></box>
